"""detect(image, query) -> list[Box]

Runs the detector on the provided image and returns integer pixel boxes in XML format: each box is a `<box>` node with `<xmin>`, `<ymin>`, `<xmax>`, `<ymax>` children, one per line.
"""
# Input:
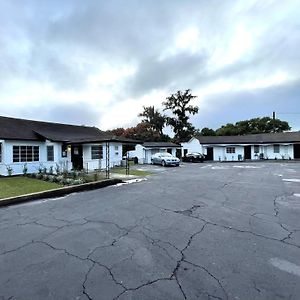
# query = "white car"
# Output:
<box><xmin>151</xmin><ymin>152</ymin><xmax>180</xmax><ymax>167</ymax></box>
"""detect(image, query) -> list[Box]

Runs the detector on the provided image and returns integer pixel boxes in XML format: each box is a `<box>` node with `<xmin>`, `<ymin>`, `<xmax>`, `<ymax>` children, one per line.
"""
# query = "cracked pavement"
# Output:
<box><xmin>1</xmin><ymin>162</ymin><xmax>300</xmax><ymax>299</ymax></box>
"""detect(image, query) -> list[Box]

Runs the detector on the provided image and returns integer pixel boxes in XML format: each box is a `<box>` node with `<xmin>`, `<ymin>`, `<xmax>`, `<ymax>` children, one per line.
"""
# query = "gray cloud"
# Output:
<box><xmin>0</xmin><ymin>0</ymin><xmax>299</xmax><ymax>129</ymax></box>
<box><xmin>4</xmin><ymin>102</ymin><xmax>102</xmax><ymax>127</ymax></box>
<box><xmin>193</xmin><ymin>80</ymin><xmax>300</xmax><ymax>131</ymax></box>
<box><xmin>127</xmin><ymin>52</ymin><xmax>207</xmax><ymax>96</ymax></box>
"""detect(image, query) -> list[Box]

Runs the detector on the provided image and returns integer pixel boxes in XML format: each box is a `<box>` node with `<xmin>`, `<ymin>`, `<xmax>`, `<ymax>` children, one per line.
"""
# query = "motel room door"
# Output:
<box><xmin>71</xmin><ymin>145</ymin><xmax>83</xmax><ymax>170</ymax></box>
<box><xmin>206</xmin><ymin>147</ymin><xmax>214</xmax><ymax>160</ymax></box>
<box><xmin>294</xmin><ymin>144</ymin><xmax>300</xmax><ymax>159</ymax></box>
<box><xmin>244</xmin><ymin>146</ymin><xmax>251</xmax><ymax>159</ymax></box>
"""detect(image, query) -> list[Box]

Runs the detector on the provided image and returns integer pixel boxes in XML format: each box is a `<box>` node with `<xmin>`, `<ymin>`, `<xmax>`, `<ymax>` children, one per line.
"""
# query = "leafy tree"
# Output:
<box><xmin>215</xmin><ymin>117</ymin><xmax>290</xmax><ymax>136</ymax></box>
<box><xmin>106</xmin><ymin>127</ymin><xmax>126</xmax><ymax>137</ymax></box>
<box><xmin>163</xmin><ymin>89</ymin><xmax>199</xmax><ymax>142</ymax></box>
<box><xmin>108</xmin><ymin>123</ymin><xmax>170</xmax><ymax>142</ymax></box>
<box><xmin>138</xmin><ymin>106</ymin><xmax>166</xmax><ymax>135</ymax></box>
<box><xmin>200</xmin><ymin>127</ymin><xmax>216</xmax><ymax>136</ymax></box>
<box><xmin>215</xmin><ymin>123</ymin><xmax>240</xmax><ymax>136</ymax></box>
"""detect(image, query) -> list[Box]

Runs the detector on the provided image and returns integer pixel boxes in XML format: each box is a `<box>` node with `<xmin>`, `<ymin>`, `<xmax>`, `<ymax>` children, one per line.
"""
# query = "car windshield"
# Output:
<box><xmin>162</xmin><ymin>153</ymin><xmax>173</xmax><ymax>157</ymax></box>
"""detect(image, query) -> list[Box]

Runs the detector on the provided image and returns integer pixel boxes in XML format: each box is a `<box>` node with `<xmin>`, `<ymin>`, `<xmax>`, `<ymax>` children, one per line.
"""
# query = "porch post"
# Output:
<box><xmin>125</xmin><ymin>150</ymin><xmax>129</xmax><ymax>175</ymax></box>
<box><xmin>105</xmin><ymin>141</ymin><xmax>110</xmax><ymax>179</ymax></box>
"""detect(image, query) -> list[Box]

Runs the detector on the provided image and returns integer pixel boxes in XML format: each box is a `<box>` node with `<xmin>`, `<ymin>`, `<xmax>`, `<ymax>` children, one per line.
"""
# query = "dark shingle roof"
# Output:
<box><xmin>143</xmin><ymin>142</ymin><xmax>181</xmax><ymax>148</ymax></box>
<box><xmin>0</xmin><ymin>116</ymin><xmax>138</xmax><ymax>144</ymax></box>
<box><xmin>195</xmin><ymin>132</ymin><xmax>300</xmax><ymax>144</ymax></box>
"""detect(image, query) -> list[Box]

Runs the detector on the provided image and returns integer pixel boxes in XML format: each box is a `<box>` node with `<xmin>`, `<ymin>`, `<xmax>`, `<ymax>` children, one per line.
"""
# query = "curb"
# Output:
<box><xmin>0</xmin><ymin>178</ymin><xmax>123</xmax><ymax>207</ymax></box>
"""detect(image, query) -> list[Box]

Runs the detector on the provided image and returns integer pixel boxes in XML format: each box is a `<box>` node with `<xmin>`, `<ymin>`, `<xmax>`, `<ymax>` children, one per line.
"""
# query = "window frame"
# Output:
<box><xmin>0</xmin><ymin>143</ymin><xmax>2</xmax><ymax>163</ymax></box>
<box><xmin>226</xmin><ymin>147</ymin><xmax>235</xmax><ymax>154</ymax></box>
<box><xmin>91</xmin><ymin>145</ymin><xmax>103</xmax><ymax>160</ymax></box>
<box><xmin>47</xmin><ymin>145</ymin><xmax>54</xmax><ymax>161</ymax></box>
<box><xmin>114</xmin><ymin>145</ymin><xmax>119</xmax><ymax>156</ymax></box>
<box><xmin>273</xmin><ymin>144</ymin><xmax>280</xmax><ymax>154</ymax></box>
<box><xmin>12</xmin><ymin>145</ymin><xmax>40</xmax><ymax>163</ymax></box>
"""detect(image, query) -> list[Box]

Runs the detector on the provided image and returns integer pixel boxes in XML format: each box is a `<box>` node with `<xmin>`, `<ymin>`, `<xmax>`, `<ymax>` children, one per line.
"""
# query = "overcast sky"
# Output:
<box><xmin>0</xmin><ymin>0</ymin><xmax>299</xmax><ymax>131</ymax></box>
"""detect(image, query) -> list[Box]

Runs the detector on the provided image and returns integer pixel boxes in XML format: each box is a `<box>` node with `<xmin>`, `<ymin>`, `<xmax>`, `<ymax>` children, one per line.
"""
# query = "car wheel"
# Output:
<box><xmin>161</xmin><ymin>160</ymin><xmax>166</xmax><ymax>167</ymax></box>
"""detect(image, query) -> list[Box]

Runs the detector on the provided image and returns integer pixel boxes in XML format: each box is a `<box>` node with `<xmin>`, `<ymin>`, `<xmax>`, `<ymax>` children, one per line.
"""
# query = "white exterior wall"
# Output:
<box><xmin>0</xmin><ymin>139</ymin><xmax>125</xmax><ymax>176</ymax></box>
<box><xmin>259</xmin><ymin>144</ymin><xmax>293</xmax><ymax>160</ymax></box>
<box><xmin>205</xmin><ymin>145</ymin><xmax>244</xmax><ymax>161</ymax></box>
<box><xmin>0</xmin><ymin>140</ymin><xmax>71</xmax><ymax>176</ymax></box>
<box><xmin>133</xmin><ymin>144</ymin><xmax>145</xmax><ymax>164</ymax></box>
<box><xmin>0</xmin><ymin>140</ymin><xmax>5</xmax><ymax>176</ymax></box>
<box><xmin>83</xmin><ymin>142</ymin><xmax>123</xmax><ymax>171</ymax></box>
<box><xmin>200</xmin><ymin>143</ymin><xmax>295</xmax><ymax>162</ymax></box>
<box><xmin>181</xmin><ymin>137</ymin><xmax>203</xmax><ymax>156</ymax></box>
<box><xmin>132</xmin><ymin>145</ymin><xmax>179</xmax><ymax>164</ymax></box>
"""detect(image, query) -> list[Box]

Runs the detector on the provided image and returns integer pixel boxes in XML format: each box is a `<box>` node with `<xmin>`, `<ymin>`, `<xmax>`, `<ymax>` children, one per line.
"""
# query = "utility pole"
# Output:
<box><xmin>272</xmin><ymin>111</ymin><xmax>276</xmax><ymax>132</ymax></box>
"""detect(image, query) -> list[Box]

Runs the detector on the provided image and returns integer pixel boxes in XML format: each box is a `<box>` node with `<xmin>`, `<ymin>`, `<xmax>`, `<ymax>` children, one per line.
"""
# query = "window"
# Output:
<box><xmin>26</xmin><ymin>146</ymin><xmax>33</xmax><ymax>162</ymax></box>
<box><xmin>274</xmin><ymin>144</ymin><xmax>280</xmax><ymax>153</ymax></box>
<box><xmin>47</xmin><ymin>146</ymin><xmax>54</xmax><ymax>161</ymax></box>
<box><xmin>91</xmin><ymin>146</ymin><xmax>103</xmax><ymax>159</ymax></box>
<box><xmin>0</xmin><ymin>143</ymin><xmax>2</xmax><ymax>162</ymax></box>
<box><xmin>13</xmin><ymin>146</ymin><xmax>39</xmax><ymax>162</ymax></box>
<box><xmin>33</xmin><ymin>146</ymin><xmax>39</xmax><ymax>161</ymax></box>
<box><xmin>115</xmin><ymin>145</ymin><xmax>119</xmax><ymax>155</ymax></box>
<box><xmin>61</xmin><ymin>144</ymin><xmax>68</xmax><ymax>157</ymax></box>
<box><xmin>226</xmin><ymin>147</ymin><xmax>235</xmax><ymax>154</ymax></box>
<box><xmin>254</xmin><ymin>145</ymin><xmax>259</xmax><ymax>153</ymax></box>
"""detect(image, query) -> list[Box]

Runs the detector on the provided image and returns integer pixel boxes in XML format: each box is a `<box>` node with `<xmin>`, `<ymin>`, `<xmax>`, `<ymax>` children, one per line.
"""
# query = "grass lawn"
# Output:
<box><xmin>111</xmin><ymin>167</ymin><xmax>152</xmax><ymax>177</ymax></box>
<box><xmin>0</xmin><ymin>177</ymin><xmax>61</xmax><ymax>199</ymax></box>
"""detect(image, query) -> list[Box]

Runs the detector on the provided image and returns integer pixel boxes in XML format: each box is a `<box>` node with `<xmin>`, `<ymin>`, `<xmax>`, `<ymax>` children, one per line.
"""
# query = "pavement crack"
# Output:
<box><xmin>273</xmin><ymin>195</ymin><xmax>280</xmax><ymax>217</ymax></box>
<box><xmin>140</xmin><ymin>231</ymin><xmax>181</xmax><ymax>261</ymax></box>
<box><xmin>0</xmin><ymin>296</ymin><xmax>14</xmax><ymax>300</ymax></box>
<box><xmin>112</xmin><ymin>278</ymin><xmax>171</xmax><ymax>300</ymax></box>
<box><xmin>0</xmin><ymin>241</ymin><xmax>34</xmax><ymax>256</ymax></box>
<box><xmin>184</xmin><ymin>260</ymin><xmax>228</xmax><ymax>300</ymax></box>
<box><xmin>17</xmin><ymin>220</ymin><xmax>60</xmax><ymax>229</ymax></box>
<box><xmin>51</xmin><ymin>216</ymin><xmax>73</xmax><ymax>224</ymax></box>
<box><xmin>153</xmin><ymin>204</ymin><xmax>300</xmax><ymax>250</ymax></box>
<box><xmin>252</xmin><ymin>279</ymin><xmax>261</xmax><ymax>293</ymax></box>
<box><xmin>82</xmin><ymin>263</ymin><xmax>95</xmax><ymax>300</ymax></box>
<box><xmin>111</xmin><ymin>224</ymin><xmax>208</xmax><ymax>300</ymax></box>
<box><xmin>34</xmin><ymin>240</ymin><xmax>127</xmax><ymax>292</ymax></box>
<box><xmin>83</xmin><ymin>218</ymin><xmax>129</xmax><ymax>232</ymax></box>
<box><xmin>170</xmin><ymin>223</ymin><xmax>208</xmax><ymax>299</ymax></box>
<box><xmin>174</xmin><ymin>205</ymin><xmax>204</xmax><ymax>217</ymax></box>
<box><xmin>34</xmin><ymin>240</ymin><xmax>87</xmax><ymax>262</ymax></box>
<box><xmin>93</xmin><ymin>260</ymin><xmax>127</xmax><ymax>290</ymax></box>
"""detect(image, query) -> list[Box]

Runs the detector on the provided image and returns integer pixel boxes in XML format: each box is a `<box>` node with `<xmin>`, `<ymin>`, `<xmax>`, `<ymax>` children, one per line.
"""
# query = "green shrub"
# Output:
<box><xmin>73</xmin><ymin>179</ymin><xmax>84</xmax><ymax>185</ymax></box>
<box><xmin>36</xmin><ymin>173</ymin><xmax>43</xmax><ymax>180</ymax></box>
<box><xmin>43</xmin><ymin>174</ymin><xmax>49</xmax><ymax>181</ymax></box>
<box><xmin>22</xmin><ymin>163</ymin><xmax>28</xmax><ymax>176</ymax></box>
<box><xmin>93</xmin><ymin>173</ymin><xmax>99</xmax><ymax>181</ymax></box>
<box><xmin>48</xmin><ymin>175</ymin><xmax>55</xmax><ymax>182</ymax></box>
<box><xmin>65</xmin><ymin>178</ymin><xmax>74</xmax><ymax>185</ymax></box>
<box><xmin>49</xmin><ymin>166</ymin><xmax>54</xmax><ymax>175</ymax></box>
<box><xmin>55</xmin><ymin>163</ymin><xmax>60</xmax><ymax>174</ymax></box>
<box><xmin>6</xmin><ymin>165</ymin><xmax>13</xmax><ymax>176</ymax></box>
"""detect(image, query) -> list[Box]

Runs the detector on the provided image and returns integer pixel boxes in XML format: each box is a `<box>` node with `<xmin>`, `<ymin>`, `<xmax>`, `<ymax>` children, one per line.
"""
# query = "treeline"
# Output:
<box><xmin>200</xmin><ymin>117</ymin><xmax>290</xmax><ymax>136</ymax></box>
<box><xmin>107</xmin><ymin>89</ymin><xmax>291</xmax><ymax>142</ymax></box>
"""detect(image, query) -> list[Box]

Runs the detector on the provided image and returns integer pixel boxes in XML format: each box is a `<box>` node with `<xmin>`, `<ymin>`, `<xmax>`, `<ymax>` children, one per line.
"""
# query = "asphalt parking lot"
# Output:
<box><xmin>1</xmin><ymin>162</ymin><xmax>300</xmax><ymax>300</ymax></box>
